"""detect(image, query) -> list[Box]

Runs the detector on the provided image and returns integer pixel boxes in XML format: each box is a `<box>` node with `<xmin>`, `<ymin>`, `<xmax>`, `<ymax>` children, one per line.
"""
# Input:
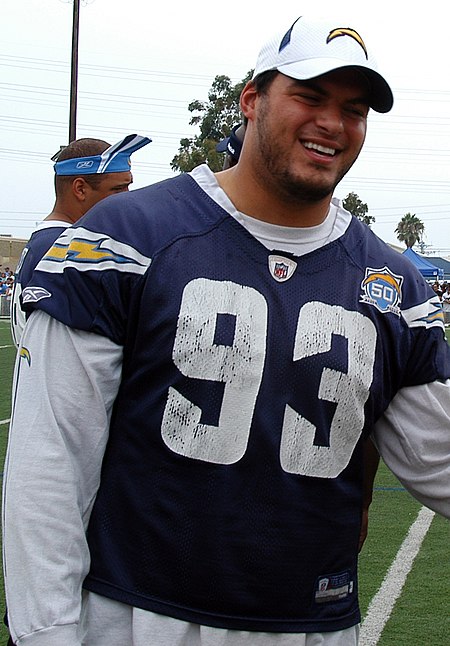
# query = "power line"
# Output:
<box><xmin>0</xmin><ymin>82</ymin><xmax>192</xmax><ymax>108</ymax></box>
<box><xmin>372</xmin><ymin>203</ymin><xmax>450</xmax><ymax>212</ymax></box>
<box><xmin>3</xmin><ymin>51</ymin><xmax>450</xmax><ymax>102</ymax></box>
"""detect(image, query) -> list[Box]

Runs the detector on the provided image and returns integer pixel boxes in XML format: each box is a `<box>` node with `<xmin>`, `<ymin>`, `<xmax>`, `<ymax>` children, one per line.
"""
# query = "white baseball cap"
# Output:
<box><xmin>252</xmin><ymin>16</ymin><xmax>393</xmax><ymax>113</ymax></box>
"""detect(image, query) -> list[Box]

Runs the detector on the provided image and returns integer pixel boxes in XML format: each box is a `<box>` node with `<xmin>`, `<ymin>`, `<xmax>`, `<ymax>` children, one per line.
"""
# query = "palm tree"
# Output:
<box><xmin>395</xmin><ymin>213</ymin><xmax>425</xmax><ymax>248</ymax></box>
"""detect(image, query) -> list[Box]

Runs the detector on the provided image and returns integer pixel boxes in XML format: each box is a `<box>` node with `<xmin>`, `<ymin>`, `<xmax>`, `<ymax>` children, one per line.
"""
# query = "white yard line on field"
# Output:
<box><xmin>0</xmin><ymin>419</ymin><xmax>10</xmax><ymax>426</ymax></box>
<box><xmin>359</xmin><ymin>506</ymin><xmax>435</xmax><ymax>646</ymax></box>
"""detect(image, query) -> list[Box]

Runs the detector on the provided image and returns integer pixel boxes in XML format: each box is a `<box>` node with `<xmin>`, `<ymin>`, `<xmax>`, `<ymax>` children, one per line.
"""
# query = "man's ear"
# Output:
<box><xmin>71</xmin><ymin>177</ymin><xmax>88</xmax><ymax>201</ymax></box>
<box><xmin>240</xmin><ymin>80</ymin><xmax>259</xmax><ymax>121</ymax></box>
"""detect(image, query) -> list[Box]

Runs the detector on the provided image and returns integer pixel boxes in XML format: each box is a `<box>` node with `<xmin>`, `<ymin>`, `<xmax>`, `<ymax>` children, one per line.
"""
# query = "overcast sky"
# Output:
<box><xmin>2</xmin><ymin>0</ymin><xmax>450</xmax><ymax>253</ymax></box>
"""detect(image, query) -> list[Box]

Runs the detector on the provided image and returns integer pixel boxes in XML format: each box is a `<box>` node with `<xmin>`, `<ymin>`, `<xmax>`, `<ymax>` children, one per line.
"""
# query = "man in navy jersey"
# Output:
<box><xmin>216</xmin><ymin>120</ymin><xmax>380</xmax><ymax>553</ymax></box>
<box><xmin>4</xmin><ymin>15</ymin><xmax>450</xmax><ymax>646</ymax></box>
<box><xmin>10</xmin><ymin>134</ymin><xmax>151</xmax><ymax>347</ymax></box>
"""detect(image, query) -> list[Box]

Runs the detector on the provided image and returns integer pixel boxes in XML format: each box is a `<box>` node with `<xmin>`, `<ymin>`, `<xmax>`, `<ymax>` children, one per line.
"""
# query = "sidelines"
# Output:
<box><xmin>359</xmin><ymin>506</ymin><xmax>435</xmax><ymax>646</ymax></box>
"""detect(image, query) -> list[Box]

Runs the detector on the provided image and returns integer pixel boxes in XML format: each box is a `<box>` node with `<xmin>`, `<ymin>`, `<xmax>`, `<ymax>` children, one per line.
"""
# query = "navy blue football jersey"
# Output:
<box><xmin>11</xmin><ymin>223</ymin><xmax>68</xmax><ymax>346</ymax></box>
<box><xmin>22</xmin><ymin>173</ymin><xmax>450</xmax><ymax>633</ymax></box>
<box><xmin>18</xmin><ymin>224</ymin><xmax>68</xmax><ymax>288</ymax></box>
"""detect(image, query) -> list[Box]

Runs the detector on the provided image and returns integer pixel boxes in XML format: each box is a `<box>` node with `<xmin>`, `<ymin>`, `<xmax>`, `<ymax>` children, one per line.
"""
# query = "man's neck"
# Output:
<box><xmin>45</xmin><ymin>203</ymin><xmax>79</xmax><ymax>224</ymax></box>
<box><xmin>215</xmin><ymin>166</ymin><xmax>332</xmax><ymax>228</ymax></box>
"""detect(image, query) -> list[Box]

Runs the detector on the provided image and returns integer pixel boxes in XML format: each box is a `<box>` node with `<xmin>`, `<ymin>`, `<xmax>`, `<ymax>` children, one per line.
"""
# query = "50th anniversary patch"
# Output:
<box><xmin>360</xmin><ymin>266</ymin><xmax>403</xmax><ymax>316</ymax></box>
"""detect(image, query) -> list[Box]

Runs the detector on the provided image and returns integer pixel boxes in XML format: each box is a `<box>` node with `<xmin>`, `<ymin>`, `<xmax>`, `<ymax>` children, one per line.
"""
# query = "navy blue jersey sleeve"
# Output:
<box><xmin>348</xmin><ymin>220</ymin><xmax>450</xmax><ymax>389</ymax></box>
<box><xmin>17</xmin><ymin>227</ymin><xmax>67</xmax><ymax>288</ymax></box>
<box><xmin>20</xmin><ymin>175</ymin><xmax>223</xmax><ymax>345</ymax></box>
<box><xmin>21</xmin><ymin>224</ymin><xmax>151</xmax><ymax>345</ymax></box>
<box><xmin>402</xmin><ymin>325</ymin><xmax>450</xmax><ymax>386</ymax></box>
<box><xmin>392</xmin><ymin>262</ymin><xmax>450</xmax><ymax>387</ymax></box>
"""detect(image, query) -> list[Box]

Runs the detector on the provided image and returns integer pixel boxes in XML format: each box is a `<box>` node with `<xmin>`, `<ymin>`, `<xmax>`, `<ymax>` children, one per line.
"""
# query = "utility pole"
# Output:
<box><xmin>69</xmin><ymin>0</ymin><xmax>80</xmax><ymax>143</ymax></box>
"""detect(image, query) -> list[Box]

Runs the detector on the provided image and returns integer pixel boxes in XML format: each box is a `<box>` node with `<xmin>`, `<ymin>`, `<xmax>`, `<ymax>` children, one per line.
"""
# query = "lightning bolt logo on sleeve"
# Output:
<box><xmin>402</xmin><ymin>298</ymin><xmax>445</xmax><ymax>329</ymax></box>
<box><xmin>32</xmin><ymin>227</ymin><xmax>152</xmax><ymax>275</ymax></box>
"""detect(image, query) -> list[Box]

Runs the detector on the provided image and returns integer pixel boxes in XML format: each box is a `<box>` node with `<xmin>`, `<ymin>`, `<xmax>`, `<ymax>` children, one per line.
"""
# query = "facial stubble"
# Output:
<box><xmin>253</xmin><ymin>96</ymin><xmax>364</xmax><ymax>205</ymax></box>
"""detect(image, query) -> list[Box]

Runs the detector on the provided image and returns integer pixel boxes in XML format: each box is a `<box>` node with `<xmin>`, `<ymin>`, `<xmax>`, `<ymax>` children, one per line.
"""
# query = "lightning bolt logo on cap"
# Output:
<box><xmin>327</xmin><ymin>28</ymin><xmax>368</xmax><ymax>60</ymax></box>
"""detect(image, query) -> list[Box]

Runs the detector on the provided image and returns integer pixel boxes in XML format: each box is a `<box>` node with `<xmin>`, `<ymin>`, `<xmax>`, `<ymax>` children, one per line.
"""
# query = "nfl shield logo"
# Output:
<box><xmin>274</xmin><ymin>262</ymin><xmax>289</xmax><ymax>279</ymax></box>
<box><xmin>268</xmin><ymin>255</ymin><xmax>297</xmax><ymax>282</ymax></box>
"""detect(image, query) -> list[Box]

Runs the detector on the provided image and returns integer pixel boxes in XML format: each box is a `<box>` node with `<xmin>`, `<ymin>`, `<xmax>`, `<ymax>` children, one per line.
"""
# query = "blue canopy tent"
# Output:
<box><xmin>402</xmin><ymin>247</ymin><xmax>444</xmax><ymax>279</ymax></box>
<box><xmin>427</xmin><ymin>256</ymin><xmax>450</xmax><ymax>281</ymax></box>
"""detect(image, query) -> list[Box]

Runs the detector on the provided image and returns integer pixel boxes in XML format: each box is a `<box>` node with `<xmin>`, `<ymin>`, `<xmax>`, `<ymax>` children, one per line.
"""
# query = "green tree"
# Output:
<box><xmin>342</xmin><ymin>192</ymin><xmax>374</xmax><ymax>226</ymax></box>
<box><xmin>171</xmin><ymin>72</ymin><xmax>252</xmax><ymax>173</ymax></box>
<box><xmin>395</xmin><ymin>212</ymin><xmax>425</xmax><ymax>248</ymax></box>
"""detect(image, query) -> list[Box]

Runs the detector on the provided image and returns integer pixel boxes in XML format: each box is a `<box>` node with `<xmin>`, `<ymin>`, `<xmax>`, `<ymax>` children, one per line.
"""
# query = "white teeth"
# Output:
<box><xmin>303</xmin><ymin>142</ymin><xmax>336</xmax><ymax>156</ymax></box>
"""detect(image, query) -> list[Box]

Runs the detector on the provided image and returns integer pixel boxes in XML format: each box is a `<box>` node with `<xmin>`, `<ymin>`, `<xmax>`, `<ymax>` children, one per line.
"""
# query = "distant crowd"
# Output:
<box><xmin>0</xmin><ymin>267</ymin><xmax>15</xmax><ymax>297</ymax></box>
<box><xmin>432</xmin><ymin>280</ymin><xmax>450</xmax><ymax>325</ymax></box>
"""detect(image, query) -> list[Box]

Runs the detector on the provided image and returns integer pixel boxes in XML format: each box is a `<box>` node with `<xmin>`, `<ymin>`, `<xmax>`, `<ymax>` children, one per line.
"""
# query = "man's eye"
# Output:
<box><xmin>346</xmin><ymin>106</ymin><xmax>368</xmax><ymax>118</ymax></box>
<box><xmin>297</xmin><ymin>93</ymin><xmax>320</xmax><ymax>103</ymax></box>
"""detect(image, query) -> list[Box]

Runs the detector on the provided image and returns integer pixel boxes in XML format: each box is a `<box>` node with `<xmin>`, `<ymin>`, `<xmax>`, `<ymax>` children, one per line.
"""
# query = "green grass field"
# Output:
<box><xmin>0</xmin><ymin>319</ymin><xmax>448</xmax><ymax>644</ymax></box>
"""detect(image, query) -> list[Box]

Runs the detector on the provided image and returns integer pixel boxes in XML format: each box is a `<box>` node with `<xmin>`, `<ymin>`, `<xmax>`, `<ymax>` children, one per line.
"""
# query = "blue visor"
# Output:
<box><xmin>216</xmin><ymin>125</ymin><xmax>243</xmax><ymax>161</ymax></box>
<box><xmin>54</xmin><ymin>134</ymin><xmax>151</xmax><ymax>176</ymax></box>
